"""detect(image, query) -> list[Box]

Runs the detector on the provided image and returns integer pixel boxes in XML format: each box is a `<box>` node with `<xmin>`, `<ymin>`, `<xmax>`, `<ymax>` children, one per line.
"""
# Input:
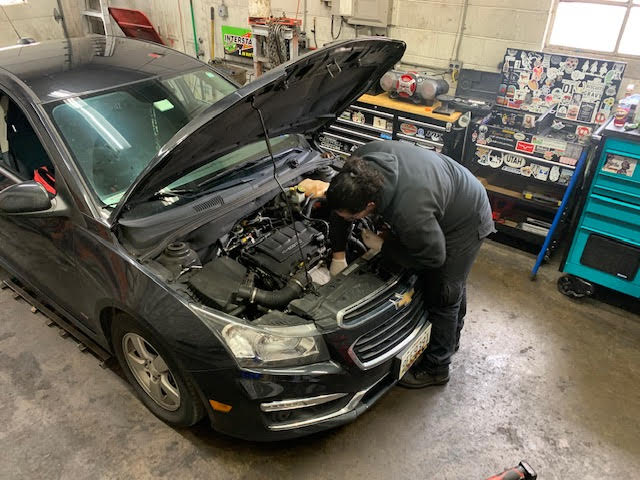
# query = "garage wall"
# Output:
<box><xmin>0</xmin><ymin>0</ymin><xmax>66</xmax><ymax>45</ymax></box>
<box><xmin>1</xmin><ymin>1</ymin><xmax>637</xmax><ymax>91</ymax></box>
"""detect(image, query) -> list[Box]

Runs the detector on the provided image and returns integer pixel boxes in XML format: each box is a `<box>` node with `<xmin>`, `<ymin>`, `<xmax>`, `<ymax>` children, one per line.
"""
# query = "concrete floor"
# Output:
<box><xmin>0</xmin><ymin>240</ymin><xmax>638</xmax><ymax>479</ymax></box>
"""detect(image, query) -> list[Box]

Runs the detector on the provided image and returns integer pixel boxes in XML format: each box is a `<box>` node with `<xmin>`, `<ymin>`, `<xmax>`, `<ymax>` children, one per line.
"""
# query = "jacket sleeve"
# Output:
<box><xmin>381</xmin><ymin>213</ymin><xmax>446</xmax><ymax>269</ymax></box>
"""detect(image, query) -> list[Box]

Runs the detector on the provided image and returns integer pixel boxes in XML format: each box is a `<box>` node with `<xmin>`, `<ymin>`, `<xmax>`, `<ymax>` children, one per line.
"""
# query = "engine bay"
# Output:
<box><xmin>147</xmin><ymin>171</ymin><xmax>403</xmax><ymax>323</ymax></box>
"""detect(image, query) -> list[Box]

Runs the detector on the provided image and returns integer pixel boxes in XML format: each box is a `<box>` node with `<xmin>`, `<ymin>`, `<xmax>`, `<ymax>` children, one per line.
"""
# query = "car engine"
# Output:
<box><xmin>149</xmin><ymin>178</ymin><xmax>400</xmax><ymax>321</ymax></box>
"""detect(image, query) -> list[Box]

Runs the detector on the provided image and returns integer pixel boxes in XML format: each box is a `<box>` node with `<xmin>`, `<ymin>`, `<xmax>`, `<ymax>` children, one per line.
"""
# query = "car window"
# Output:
<box><xmin>0</xmin><ymin>92</ymin><xmax>56</xmax><ymax>195</ymax></box>
<box><xmin>164</xmin><ymin>70</ymin><xmax>231</xmax><ymax>116</ymax></box>
<box><xmin>46</xmin><ymin>68</ymin><xmax>236</xmax><ymax>206</ymax></box>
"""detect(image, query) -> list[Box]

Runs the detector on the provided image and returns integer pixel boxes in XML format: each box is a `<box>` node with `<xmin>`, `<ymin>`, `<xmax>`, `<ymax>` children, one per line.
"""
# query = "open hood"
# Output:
<box><xmin>111</xmin><ymin>37</ymin><xmax>406</xmax><ymax>221</ymax></box>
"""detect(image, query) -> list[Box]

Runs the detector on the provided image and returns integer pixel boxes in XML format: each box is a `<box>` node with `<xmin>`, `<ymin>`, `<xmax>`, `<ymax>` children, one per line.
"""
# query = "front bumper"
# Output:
<box><xmin>190</xmin><ymin>318</ymin><xmax>429</xmax><ymax>441</ymax></box>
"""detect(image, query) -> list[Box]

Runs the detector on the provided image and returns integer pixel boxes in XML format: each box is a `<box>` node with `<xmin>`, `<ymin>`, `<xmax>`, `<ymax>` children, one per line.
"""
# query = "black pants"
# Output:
<box><xmin>419</xmin><ymin>238</ymin><xmax>484</xmax><ymax>374</ymax></box>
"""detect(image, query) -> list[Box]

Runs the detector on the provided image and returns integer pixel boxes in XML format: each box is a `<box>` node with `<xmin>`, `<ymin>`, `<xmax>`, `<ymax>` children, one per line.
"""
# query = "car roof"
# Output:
<box><xmin>0</xmin><ymin>35</ymin><xmax>205</xmax><ymax>104</ymax></box>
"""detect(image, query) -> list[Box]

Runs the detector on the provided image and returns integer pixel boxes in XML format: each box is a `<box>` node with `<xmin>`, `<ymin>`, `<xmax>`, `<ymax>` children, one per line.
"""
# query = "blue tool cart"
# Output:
<box><xmin>559</xmin><ymin>120</ymin><xmax>640</xmax><ymax>298</ymax></box>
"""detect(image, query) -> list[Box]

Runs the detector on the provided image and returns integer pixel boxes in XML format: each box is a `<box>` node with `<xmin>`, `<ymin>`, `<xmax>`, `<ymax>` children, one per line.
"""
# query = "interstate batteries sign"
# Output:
<box><xmin>222</xmin><ymin>26</ymin><xmax>253</xmax><ymax>58</ymax></box>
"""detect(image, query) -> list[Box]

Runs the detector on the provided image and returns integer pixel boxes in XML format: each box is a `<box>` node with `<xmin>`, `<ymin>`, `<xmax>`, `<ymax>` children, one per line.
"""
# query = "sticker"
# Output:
<box><xmin>417</xmin><ymin>128</ymin><xmax>425</xmax><ymax>138</ymax></box>
<box><xmin>533</xmin><ymin>164</ymin><xmax>550</xmax><ymax>181</ymax></box>
<box><xmin>549</xmin><ymin>165</ymin><xmax>560</xmax><ymax>182</ymax></box>
<box><xmin>501</xmin><ymin>165</ymin><xmax>523</xmax><ymax>175</ymax></box>
<box><xmin>571</xmin><ymin>70</ymin><xmax>585</xmax><ymax>81</ymax></box>
<box><xmin>528</xmin><ymin>80</ymin><xmax>539</xmax><ymax>91</ymax></box>
<box><xmin>153</xmin><ymin>99</ymin><xmax>174</xmax><ymax>111</ymax></box>
<box><xmin>605</xmin><ymin>85</ymin><xmax>617</xmax><ymax>96</ymax></box>
<box><xmin>559</xmin><ymin>156</ymin><xmax>578</xmax><ymax>166</ymax></box>
<box><xmin>380</xmin><ymin>133</ymin><xmax>392</xmax><ymax>140</ymax></box>
<box><xmin>400</xmin><ymin>123</ymin><xmax>417</xmax><ymax>136</ymax></box>
<box><xmin>564</xmin><ymin>57</ymin><xmax>579</xmax><ymax>73</ymax></box>
<box><xmin>373</xmin><ymin>116</ymin><xmax>387</xmax><ymax>129</ymax></box>
<box><xmin>590</xmin><ymin>62</ymin><xmax>598</xmax><ymax>74</ymax></box>
<box><xmin>477</xmin><ymin>151</ymin><xmax>490</xmax><ymax>166</ymax></box>
<box><xmin>576</xmin><ymin>125</ymin><xmax>592</xmax><ymax>141</ymax></box>
<box><xmin>352</xmin><ymin>111</ymin><xmax>365</xmax><ymax>124</ymax></box>
<box><xmin>488</xmin><ymin>154</ymin><xmax>503</xmax><ymax>168</ymax></box>
<box><xmin>504</xmin><ymin>155</ymin><xmax>526</xmax><ymax>168</ymax></box>
<box><xmin>566</xmin><ymin>104</ymin><xmax>579</xmax><ymax>121</ymax></box>
<box><xmin>222</xmin><ymin>25</ymin><xmax>253</xmax><ymax>58</ymax></box>
<box><xmin>577</xmin><ymin>102</ymin><xmax>596</xmax><ymax>123</ymax></box>
<box><xmin>513</xmin><ymin>132</ymin><xmax>526</xmax><ymax>141</ymax></box>
<box><xmin>520</xmin><ymin>165</ymin><xmax>533</xmax><ymax>177</ymax></box>
<box><xmin>516</xmin><ymin>141</ymin><xmax>535</xmax><ymax>154</ymax></box>
<box><xmin>506</xmin><ymin>85</ymin><xmax>516</xmax><ymax>99</ymax></box>
<box><xmin>522</xmin><ymin>114</ymin><xmax>536</xmax><ymax>129</ymax></box>
<box><xmin>602</xmin><ymin>154</ymin><xmax>637</xmax><ymax>177</ymax></box>
<box><xmin>558</xmin><ymin>168</ymin><xmax>573</xmax><ymax>185</ymax></box>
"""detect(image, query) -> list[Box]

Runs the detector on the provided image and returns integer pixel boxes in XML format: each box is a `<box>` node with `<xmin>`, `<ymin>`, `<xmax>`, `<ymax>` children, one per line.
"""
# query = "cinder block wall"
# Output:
<box><xmin>1</xmin><ymin>0</ymin><xmax>638</xmax><ymax>91</ymax></box>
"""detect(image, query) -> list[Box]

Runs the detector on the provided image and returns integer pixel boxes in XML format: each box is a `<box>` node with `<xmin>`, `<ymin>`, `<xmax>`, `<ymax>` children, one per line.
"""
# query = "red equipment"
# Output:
<box><xmin>108</xmin><ymin>8</ymin><xmax>165</xmax><ymax>45</ymax></box>
<box><xmin>484</xmin><ymin>461</ymin><xmax>537</xmax><ymax>480</ymax></box>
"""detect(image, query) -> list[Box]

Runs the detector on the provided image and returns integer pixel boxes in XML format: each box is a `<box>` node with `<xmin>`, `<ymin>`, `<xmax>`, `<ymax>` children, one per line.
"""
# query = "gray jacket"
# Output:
<box><xmin>354</xmin><ymin>141</ymin><xmax>494</xmax><ymax>269</ymax></box>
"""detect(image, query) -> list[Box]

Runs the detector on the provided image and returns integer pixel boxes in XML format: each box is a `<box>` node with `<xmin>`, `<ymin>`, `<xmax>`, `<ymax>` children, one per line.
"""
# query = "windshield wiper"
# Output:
<box><xmin>162</xmin><ymin>177</ymin><xmax>251</xmax><ymax>197</ymax></box>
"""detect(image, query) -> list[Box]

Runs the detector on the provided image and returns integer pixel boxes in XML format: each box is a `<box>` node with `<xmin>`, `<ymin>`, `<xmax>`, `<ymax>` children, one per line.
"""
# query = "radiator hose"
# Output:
<box><xmin>235</xmin><ymin>271</ymin><xmax>307</xmax><ymax>308</ymax></box>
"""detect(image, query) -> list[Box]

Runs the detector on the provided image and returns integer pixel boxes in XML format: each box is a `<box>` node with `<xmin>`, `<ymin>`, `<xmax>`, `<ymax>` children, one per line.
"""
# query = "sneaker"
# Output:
<box><xmin>397</xmin><ymin>365</ymin><xmax>450</xmax><ymax>389</ymax></box>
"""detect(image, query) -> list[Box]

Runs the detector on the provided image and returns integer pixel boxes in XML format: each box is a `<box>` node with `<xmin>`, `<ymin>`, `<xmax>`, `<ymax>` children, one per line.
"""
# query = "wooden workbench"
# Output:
<box><xmin>358</xmin><ymin>93</ymin><xmax>462</xmax><ymax>124</ymax></box>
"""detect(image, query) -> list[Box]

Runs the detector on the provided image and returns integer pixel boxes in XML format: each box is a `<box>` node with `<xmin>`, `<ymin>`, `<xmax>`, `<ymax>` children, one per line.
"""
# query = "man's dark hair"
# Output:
<box><xmin>326</xmin><ymin>156</ymin><xmax>385</xmax><ymax>213</ymax></box>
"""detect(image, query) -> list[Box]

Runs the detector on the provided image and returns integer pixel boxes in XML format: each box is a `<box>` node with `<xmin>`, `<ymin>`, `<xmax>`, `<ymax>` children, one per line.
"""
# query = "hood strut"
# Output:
<box><xmin>253</xmin><ymin>101</ymin><xmax>315</xmax><ymax>293</ymax></box>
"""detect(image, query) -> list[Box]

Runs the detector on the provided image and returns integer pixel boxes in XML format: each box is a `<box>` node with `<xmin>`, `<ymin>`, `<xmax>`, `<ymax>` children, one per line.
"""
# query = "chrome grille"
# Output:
<box><xmin>349</xmin><ymin>291</ymin><xmax>425</xmax><ymax>369</ymax></box>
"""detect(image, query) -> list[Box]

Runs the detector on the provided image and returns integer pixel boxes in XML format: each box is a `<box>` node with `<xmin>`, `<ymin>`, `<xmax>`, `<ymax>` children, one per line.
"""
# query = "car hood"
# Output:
<box><xmin>110</xmin><ymin>37</ymin><xmax>405</xmax><ymax>222</ymax></box>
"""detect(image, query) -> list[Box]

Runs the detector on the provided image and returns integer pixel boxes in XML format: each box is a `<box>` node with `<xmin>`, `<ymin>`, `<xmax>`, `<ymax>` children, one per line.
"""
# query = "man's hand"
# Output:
<box><xmin>329</xmin><ymin>251</ymin><xmax>348</xmax><ymax>276</ymax></box>
<box><xmin>297</xmin><ymin>179</ymin><xmax>329</xmax><ymax>198</ymax></box>
<box><xmin>361</xmin><ymin>229</ymin><xmax>384</xmax><ymax>252</ymax></box>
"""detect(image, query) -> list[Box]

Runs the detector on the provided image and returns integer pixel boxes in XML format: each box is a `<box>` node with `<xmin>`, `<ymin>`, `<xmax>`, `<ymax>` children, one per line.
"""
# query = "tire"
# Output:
<box><xmin>111</xmin><ymin>314</ymin><xmax>204</xmax><ymax>427</ymax></box>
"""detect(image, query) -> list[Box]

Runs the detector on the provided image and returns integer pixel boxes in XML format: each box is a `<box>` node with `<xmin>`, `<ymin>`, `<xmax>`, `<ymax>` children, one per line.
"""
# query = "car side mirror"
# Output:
<box><xmin>0</xmin><ymin>180</ymin><xmax>52</xmax><ymax>214</ymax></box>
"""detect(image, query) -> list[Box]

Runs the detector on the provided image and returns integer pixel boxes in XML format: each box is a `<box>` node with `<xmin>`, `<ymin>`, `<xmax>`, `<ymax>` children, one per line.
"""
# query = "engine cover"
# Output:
<box><xmin>241</xmin><ymin>222</ymin><xmax>325</xmax><ymax>286</ymax></box>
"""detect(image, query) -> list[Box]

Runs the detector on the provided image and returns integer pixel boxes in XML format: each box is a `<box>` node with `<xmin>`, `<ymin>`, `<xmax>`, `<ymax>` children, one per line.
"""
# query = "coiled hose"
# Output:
<box><xmin>235</xmin><ymin>271</ymin><xmax>308</xmax><ymax>309</ymax></box>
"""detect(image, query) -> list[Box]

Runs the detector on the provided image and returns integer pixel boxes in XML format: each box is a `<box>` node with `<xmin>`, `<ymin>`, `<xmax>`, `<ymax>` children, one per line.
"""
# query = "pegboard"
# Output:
<box><xmin>497</xmin><ymin>49</ymin><xmax>626</xmax><ymax>126</ymax></box>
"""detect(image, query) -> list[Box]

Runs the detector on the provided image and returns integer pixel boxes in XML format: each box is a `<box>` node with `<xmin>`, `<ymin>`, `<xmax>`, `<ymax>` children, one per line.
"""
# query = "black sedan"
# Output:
<box><xmin>0</xmin><ymin>35</ymin><xmax>431</xmax><ymax>440</ymax></box>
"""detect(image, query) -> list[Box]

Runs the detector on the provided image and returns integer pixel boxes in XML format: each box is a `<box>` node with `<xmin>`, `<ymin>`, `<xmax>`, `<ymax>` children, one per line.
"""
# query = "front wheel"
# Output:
<box><xmin>112</xmin><ymin>315</ymin><xmax>204</xmax><ymax>427</ymax></box>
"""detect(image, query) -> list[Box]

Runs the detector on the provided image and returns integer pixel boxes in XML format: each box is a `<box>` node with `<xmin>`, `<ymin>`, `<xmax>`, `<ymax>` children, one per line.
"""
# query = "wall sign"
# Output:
<box><xmin>499</xmin><ymin>49</ymin><xmax>626</xmax><ymax>125</ymax></box>
<box><xmin>222</xmin><ymin>25</ymin><xmax>253</xmax><ymax>58</ymax></box>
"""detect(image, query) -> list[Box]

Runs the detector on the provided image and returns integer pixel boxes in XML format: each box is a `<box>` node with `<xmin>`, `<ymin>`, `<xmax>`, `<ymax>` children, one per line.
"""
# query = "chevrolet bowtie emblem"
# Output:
<box><xmin>390</xmin><ymin>289</ymin><xmax>414</xmax><ymax>310</ymax></box>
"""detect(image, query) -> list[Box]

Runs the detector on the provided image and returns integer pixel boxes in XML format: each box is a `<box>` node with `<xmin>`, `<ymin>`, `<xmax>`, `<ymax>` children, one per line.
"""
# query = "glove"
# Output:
<box><xmin>297</xmin><ymin>179</ymin><xmax>329</xmax><ymax>198</ymax></box>
<box><xmin>329</xmin><ymin>257</ymin><xmax>348</xmax><ymax>276</ymax></box>
<box><xmin>361</xmin><ymin>229</ymin><xmax>384</xmax><ymax>252</ymax></box>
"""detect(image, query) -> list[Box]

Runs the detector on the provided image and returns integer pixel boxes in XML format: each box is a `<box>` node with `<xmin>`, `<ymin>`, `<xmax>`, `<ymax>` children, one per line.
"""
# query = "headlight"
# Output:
<box><xmin>190</xmin><ymin>305</ymin><xmax>329</xmax><ymax>368</ymax></box>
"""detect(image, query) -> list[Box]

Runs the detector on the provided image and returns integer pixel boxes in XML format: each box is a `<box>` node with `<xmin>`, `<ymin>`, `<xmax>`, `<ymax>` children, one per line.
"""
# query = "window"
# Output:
<box><xmin>45</xmin><ymin>67</ymin><xmax>236</xmax><ymax>206</ymax></box>
<box><xmin>548</xmin><ymin>0</ymin><xmax>640</xmax><ymax>56</ymax></box>
<box><xmin>0</xmin><ymin>91</ymin><xmax>55</xmax><ymax>193</ymax></box>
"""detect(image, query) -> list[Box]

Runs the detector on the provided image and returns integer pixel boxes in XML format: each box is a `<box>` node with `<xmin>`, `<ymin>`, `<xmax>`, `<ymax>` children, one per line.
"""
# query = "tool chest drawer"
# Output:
<box><xmin>581</xmin><ymin>193</ymin><xmax>640</xmax><ymax>241</ymax></box>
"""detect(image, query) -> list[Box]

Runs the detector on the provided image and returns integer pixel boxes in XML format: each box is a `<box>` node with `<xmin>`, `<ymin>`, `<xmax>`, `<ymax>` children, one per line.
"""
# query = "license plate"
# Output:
<box><xmin>398</xmin><ymin>324</ymin><xmax>432</xmax><ymax>379</ymax></box>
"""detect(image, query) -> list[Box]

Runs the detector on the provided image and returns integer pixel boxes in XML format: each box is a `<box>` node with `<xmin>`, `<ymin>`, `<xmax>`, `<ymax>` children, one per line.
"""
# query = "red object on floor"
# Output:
<box><xmin>108</xmin><ymin>7</ymin><xmax>165</xmax><ymax>45</ymax></box>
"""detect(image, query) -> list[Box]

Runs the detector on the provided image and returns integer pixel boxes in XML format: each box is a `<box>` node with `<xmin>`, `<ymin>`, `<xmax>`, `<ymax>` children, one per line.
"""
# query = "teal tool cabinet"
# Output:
<box><xmin>560</xmin><ymin>122</ymin><xmax>640</xmax><ymax>298</ymax></box>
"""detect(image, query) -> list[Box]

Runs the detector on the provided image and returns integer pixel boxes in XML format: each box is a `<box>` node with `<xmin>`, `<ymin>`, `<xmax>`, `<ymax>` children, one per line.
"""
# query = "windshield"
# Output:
<box><xmin>46</xmin><ymin>68</ymin><xmax>237</xmax><ymax>205</ymax></box>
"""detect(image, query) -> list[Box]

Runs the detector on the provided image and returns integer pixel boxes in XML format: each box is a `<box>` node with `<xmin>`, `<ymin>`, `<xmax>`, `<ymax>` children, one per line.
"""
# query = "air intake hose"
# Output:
<box><xmin>235</xmin><ymin>271</ymin><xmax>307</xmax><ymax>309</ymax></box>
